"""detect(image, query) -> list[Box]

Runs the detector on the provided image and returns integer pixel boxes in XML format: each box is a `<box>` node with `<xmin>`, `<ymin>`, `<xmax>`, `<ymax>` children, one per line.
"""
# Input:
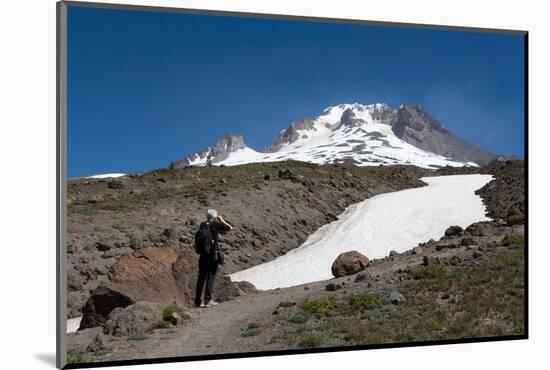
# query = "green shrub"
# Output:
<box><xmin>162</xmin><ymin>304</ymin><xmax>190</xmax><ymax>322</ymax></box>
<box><xmin>502</xmin><ymin>237</ymin><xmax>524</xmax><ymax>247</ymax></box>
<box><xmin>347</xmin><ymin>292</ymin><xmax>385</xmax><ymax>312</ymax></box>
<box><xmin>242</xmin><ymin>328</ymin><xmax>261</xmax><ymax>337</ymax></box>
<box><xmin>67</xmin><ymin>349</ymin><xmax>86</xmax><ymax>364</ymax></box>
<box><xmin>302</xmin><ymin>298</ymin><xmax>336</xmax><ymax>317</ymax></box>
<box><xmin>157</xmin><ymin>320</ymin><xmax>172</xmax><ymax>329</ymax></box>
<box><xmin>413</xmin><ymin>265</ymin><xmax>447</xmax><ymax>280</ymax></box>
<box><xmin>297</xmin><ymin>333</ymin><xmax>323</xmax><ymax>348</ymax></box>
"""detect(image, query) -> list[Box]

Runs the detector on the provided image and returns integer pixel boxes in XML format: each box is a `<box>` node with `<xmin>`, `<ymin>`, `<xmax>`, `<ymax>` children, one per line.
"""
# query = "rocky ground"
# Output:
<box><xmin>66</xmin><ymin>160</ymin><xmax>525</xmax><ymax>365</ymax></box>
<box><xmin>67</xmin><ymin>161</ymin><xmax>427</xmax><ymax>317</ymax></box>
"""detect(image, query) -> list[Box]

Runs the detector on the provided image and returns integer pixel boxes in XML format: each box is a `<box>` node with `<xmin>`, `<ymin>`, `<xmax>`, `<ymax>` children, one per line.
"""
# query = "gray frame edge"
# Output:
<box><xmin>62</xmin><ymin>0</ymin><xmax>527</xmax><ymax>35</ymax></box>
<box><xmin>56</xmin><ymin>1</ymin><xmax>68</xmax><ymax>369</ymax></box>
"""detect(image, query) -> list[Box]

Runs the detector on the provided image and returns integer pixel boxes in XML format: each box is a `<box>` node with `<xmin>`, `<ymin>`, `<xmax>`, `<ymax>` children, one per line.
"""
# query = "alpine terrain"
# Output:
<box><xmin>174</xmin><ymin>103</ymin><xmax>495</xmax><ymax>169</ymax></box>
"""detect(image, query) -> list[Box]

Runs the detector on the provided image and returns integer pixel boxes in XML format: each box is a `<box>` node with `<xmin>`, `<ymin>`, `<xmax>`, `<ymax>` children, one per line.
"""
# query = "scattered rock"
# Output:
<box><xmin>86</xmin><ymin>195</ymin><xmax>104</xmax><ymax>204</ymax></box>
<box><xmin>108</xmin><ymin>180</ymin><xmax>125</xmax><ymax>189</ymax></box>
<box><xmin>331</xmin><ymin>250</ymin><xmax>369</xmax><ymax>278</ymax></box>
<box><xmin>435</xmin><ymin>244</ymin><xmax>448</xmax><ymax>252</ymax></box>
<box><xmin>325</xmin><ymin>283</ymin><xmax>342</xmax><ymax>291</ymax></box>
<box><xmin>95</xmin><ymin>242</ymin><xmax>111</xmax><ymax>252</ymax></box>
<box><xmin>68</xmin><ymin>272</ymin><xmax>84</xmax><ymax>291</ymax></box>
<box><xmin>389</xmin><ymin>250</ymin><xmax>399</xmax><ymax>257</ymax></box>
<box><xmin>86</xmin><ymin>333</ymin><xmax>105</xmax><ymax>353</ymax></box>
<box><xmin>388</xmin><ymin>290</ymin><xmax>406</xmax><ymax>305</ymax></box>
<box><xmin>460</xmin><ymin>237</ymin><xmax>475</xmax><ymax>246</ymax></box>
<box><xmin>422</xmin><ymin>255</ymin><xmax>436</xmax><ymax>266</ymax></box>
<box><xmin>354</xmin><ymin>270</ymin><xmax>370</xmax><ymax>282</ymax></box>
<box><xmin>162</xmin><ymin>228</ymin><xmax>175</xmax><ymax>238</ymax></box>
<box><xmin>103</xmin><ymin>301</ymin><xmax>163</xmax><ymax>337</ymax></box>
<box><xmin>278</xmin><ymin>169</ymin><xmax>293</xmax><ymax>179</ymax></box>
<box><xmin>445</xmin><ymin>225</ymin><xmax>463</xmax><ymax>237</ymax></box>
<box><xmin>101</xmin><ymin>250</ymin><xmax>118</xmax><ymax>259</ymax></box>
<box><xmin>264</xmin><ymin>174</ymin><xmax>270</xmax><ymax>180</ymax></box>
<box><xmin>411</xmin><ymin>246</ymin><xmax>424</xmax><ymax>255</ymax></box>
<box><xmin>465</xmin><ymin>223</ymin><xmax>486</xmax><ymax>236</ymax></box>
<box><xmin>168</xmin><ymin>312</ymin><xmax>183</xmax><ymax>326</ymax></box>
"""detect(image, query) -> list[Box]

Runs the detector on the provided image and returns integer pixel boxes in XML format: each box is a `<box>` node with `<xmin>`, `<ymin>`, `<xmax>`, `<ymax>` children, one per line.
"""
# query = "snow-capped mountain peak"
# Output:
<box><xmin>174</xmin><ymin>102</ymin><xmax>496</xmax><ymax>169</ymax></box>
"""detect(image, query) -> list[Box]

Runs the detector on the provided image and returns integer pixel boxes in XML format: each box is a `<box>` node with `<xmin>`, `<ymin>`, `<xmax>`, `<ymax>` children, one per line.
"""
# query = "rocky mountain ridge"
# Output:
<box><xmin>174</xmin><ymin>102</ymin><xmax>497</xmax><ymax>169</ymax></box>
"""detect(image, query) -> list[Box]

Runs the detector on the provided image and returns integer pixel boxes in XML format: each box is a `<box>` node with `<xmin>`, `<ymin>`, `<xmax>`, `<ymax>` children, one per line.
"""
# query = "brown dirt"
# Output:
<box><xmin>66</xmin><ymin>160</ymin><xmax>525</xmax><ymax>365</ymax></box>
<box><xmin>67</xmin><ymin>161</ymin><xmax>427</xmax><ymax>317</ymax></box>
<box><xmin>67</xmin><ymin>221</ymin><xmax>524</xmax><ymax>364</ymax></box>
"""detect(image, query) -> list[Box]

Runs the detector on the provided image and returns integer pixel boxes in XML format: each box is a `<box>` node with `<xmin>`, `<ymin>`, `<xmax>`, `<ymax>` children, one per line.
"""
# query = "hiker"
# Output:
<box><xmin>194</xmin><ymin>209</ymin><xmax>233</xmax><ymax>308</ymax></box>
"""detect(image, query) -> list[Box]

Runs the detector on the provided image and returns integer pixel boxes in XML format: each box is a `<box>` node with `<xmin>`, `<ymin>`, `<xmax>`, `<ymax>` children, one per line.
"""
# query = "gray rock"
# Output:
<box><xmin>325</xmin><ymin>283</ymin><xmax>342</xmax><ymax>291</ymax></box>
<box><xmin>103</xmin><ymin>301</ymin><xmax>163</xmax><ymax>337</ymax></box>
<box><xmin>86</xmin><ymin>333</ymin><xmax>105</xmax><ymax>353</ymax></box>
<box><xmin>388</xmin><ymin>290</ymin><xmax>406</xmax><ymax>305</ymax></box>
<box><xmin>411</xmin><ymin>246</ymin><xmax>424</xmax><ymax>255</ymax></box>
<box><xmin>391</xmin><ymin>103</ymin><xmax>495</xmax><ymax>165</ymax></box>
<box><xmin>354</xmin><ymin>271</ymin><xmax>370</xmax><ymax>282</ymax></box>
<box><xmin>389</xmin><ymin>250</ymin><xmax>399</xmax><ymax>257</ymax></box>
<box><xmin>435</xmin><ymin>244</ymin><xmax>448</xmax><ymax>252</ymax></box>
<box><xmin>108</xmin><ymin>179</ymin><xmax>125</xmax><ymax>189</ymax></box>
<box><xmin>460</xmin><ymin>237</ymin><xmax>475</xmax><ymax>246</ymax></box>
<box><xmin>444</xmin><ymin>225</ymin><xmax>464</xmax><ymax>237</ymax></box>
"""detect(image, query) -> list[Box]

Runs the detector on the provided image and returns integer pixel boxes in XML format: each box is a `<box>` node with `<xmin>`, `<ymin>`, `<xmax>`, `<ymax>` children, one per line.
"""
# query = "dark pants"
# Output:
<box><xmin>195</xmin><ymin>255</ymin><xmax>218</xmax><ymax>306</ymax></box>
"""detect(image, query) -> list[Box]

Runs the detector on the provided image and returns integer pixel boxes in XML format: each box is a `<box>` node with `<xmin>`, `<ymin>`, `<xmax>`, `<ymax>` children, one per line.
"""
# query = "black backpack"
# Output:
<box><xmin>194</xmin><ymin>222</ymin><xmax>213</xmax><ymax>255</ymax></box>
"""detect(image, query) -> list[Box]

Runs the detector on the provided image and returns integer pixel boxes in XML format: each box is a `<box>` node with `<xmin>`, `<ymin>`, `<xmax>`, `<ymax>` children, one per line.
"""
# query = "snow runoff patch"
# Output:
<box><xmin>67</xmin><ymin>317</ymin><xmax>82</xmax><ymax>333</ymax></box>
<box><xmin>230</xmin><ymin>174</ymin><xmax>492</xmax><ymax>290</ymax></box>
<box><xmin>86</xmin><ymin>173</ymin><xmax>126</xmax><ymax>179</ymax></box>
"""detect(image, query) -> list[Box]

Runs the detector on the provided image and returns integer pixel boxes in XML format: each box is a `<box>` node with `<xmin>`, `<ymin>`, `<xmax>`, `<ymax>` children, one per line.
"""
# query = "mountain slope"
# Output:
<box><xmin>174</xmin><ymin>103</ymin><xmax>495</xmax><ymax>169</ymax></box>
<box><xmin>392</xmin><ymin>103</ymin><xmax>496</xmax><ymax>165</ymax></box>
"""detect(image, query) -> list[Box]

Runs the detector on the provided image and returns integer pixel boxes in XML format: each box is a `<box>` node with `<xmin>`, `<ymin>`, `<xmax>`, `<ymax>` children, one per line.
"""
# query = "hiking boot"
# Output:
<box><xmin>205</xmin><ymin>300</ymin><xmax>219</xmax><ymax>307</ymax></box>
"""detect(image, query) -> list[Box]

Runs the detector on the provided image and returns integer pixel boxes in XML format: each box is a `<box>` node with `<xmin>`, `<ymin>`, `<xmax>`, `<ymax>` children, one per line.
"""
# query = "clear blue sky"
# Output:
<box><xmin>67</xmin><ymin>6</ymin><xmax>525</xmax><ymax>177</ymax></box>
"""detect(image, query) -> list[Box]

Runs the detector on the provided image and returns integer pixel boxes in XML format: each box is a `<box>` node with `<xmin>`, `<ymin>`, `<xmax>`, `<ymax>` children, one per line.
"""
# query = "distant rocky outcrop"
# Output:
<box><xmin>391</xmin><ymin>103</ymin><xmax>496</xmax><ymax>165</ymax></box>
<box><xmin>173</xmin><ymin>134</ymin><xmax>246</xmax><ymax>167</ymax></box>
<box><xmin>331</xmin><ymin>251</ymin><xmax>369</xmax><ymax>278</ymax></box>
<box><xmin>268</xmin><ymin>118</ymin><xmax>316</xmax><ymax>152</ymax></box>
<box><xmin>476</xmin><ymin>159</ymin><xmax>525</xmax><ymax>225</ymax></box>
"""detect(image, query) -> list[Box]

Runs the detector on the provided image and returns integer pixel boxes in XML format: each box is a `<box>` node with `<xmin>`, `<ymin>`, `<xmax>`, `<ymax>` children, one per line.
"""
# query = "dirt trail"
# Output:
<box><xmin>72</xmin><ymin>240</ymin><xmax>488</xmax><ymax>362</ymax></box>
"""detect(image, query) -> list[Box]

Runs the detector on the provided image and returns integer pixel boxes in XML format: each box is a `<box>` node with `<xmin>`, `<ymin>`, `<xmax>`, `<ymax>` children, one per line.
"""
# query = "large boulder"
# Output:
<box><xmin>80</xmin><ymin>247</ymin><xmax>256</xmax><ymax>330</ymax></box>
<box><xmin>331</xmin><ymin>250</ymin><xmax>369</xmax><ymax>278</ymax></box>
<box><xmin>80</xmin><ymin>247</ymin><xmax>181</xmax><ymax>329</ymax></box>
<box><xmin>103</xmin><ymin>301</ymin><xmax>163</xmax><ymax>337</ymax></box>
<box><xmin>444</xmin><ymin>225</ymin><xmax>463</xmax><ymax>237</ymax></box>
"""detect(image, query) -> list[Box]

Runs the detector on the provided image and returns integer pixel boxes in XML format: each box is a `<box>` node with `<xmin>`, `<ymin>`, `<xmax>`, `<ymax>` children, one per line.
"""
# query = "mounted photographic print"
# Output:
<box><xmin>57</xmin><ymin>1</ymin><xmax>528</xmax><ymax>368</ymax></box>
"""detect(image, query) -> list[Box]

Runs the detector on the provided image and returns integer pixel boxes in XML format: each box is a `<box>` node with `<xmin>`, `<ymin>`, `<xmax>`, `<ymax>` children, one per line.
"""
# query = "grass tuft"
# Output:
<box><xmin>347</xmin><ymin>292</ymin><xmax>385</xmax><ymax>312</ymax></box>
<box><xmin>302</xmin><ymin>298</ymin><xmax>336</xmax><ymax>318</ymax></box>
<box><xmin>413</xmin><ymin>265</ymin><xmax>447</xmax><ymax>280</ymax></box>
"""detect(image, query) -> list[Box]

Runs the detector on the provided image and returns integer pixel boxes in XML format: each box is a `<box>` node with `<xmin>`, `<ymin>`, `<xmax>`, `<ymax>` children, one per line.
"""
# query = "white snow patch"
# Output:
<box><xmin>230</xmin><ymin>174</ymin><xmax>493</xmax><ymax>290</ymax></box>
<box><xmin>67</xmin><ymin>317</ymin><xmax>82</xmax><ymax>333</ymax></box>
<box><xmin>86</xmin><ymin>173</ymin><xmax>126</xmax><ymax>179</ymax></box>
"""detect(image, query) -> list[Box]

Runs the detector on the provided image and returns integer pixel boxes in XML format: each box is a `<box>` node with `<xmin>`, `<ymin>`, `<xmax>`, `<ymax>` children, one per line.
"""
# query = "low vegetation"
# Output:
<box><xmin>302</xmin><ymin>298</ymin><xmax>336</xmax><ymax>318</ymax></box>
<box><xmin>413</xmin><ymin>265</ymin><xmax>447</xmax><ymax>280</ymax></box>
<box><xmin>347</xmin><ymin>292</ymin><xmax>385</xmax><ymax>312</ymax></box>
<box><xmin>272</xmin><ymin>240</ymin><xmax>524</xmax><ymax>349</ymax></box>
<box><xmin>162</xmin><ymin>304</ymin><xmax>190</xmax><ymax>322</ymax></box>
